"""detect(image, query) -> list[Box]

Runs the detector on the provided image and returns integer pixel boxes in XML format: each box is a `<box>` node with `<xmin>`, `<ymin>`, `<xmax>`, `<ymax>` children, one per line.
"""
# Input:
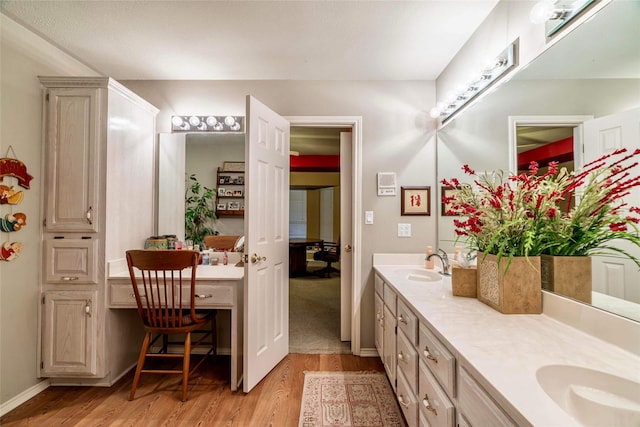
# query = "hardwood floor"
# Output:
<box><xmin>1</xmin><ymin>354</ymin><xmax>384</xmax><ymax>426</ymax></box>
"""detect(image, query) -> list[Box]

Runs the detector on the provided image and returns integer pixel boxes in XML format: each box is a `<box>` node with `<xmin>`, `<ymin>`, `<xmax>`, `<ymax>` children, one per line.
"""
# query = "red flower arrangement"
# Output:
<box><xmin>442</xmin><ymin>148</ymin><xmax>640</xmax><ymax>267</ymax></box>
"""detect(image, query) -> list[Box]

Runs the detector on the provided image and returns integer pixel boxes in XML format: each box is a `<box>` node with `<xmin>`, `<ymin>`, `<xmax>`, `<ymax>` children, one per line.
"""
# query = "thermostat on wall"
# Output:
<box><xmin>377</xmin><ymin>172</ymin><xmax>397</xmax><ymax>196</ymax></box>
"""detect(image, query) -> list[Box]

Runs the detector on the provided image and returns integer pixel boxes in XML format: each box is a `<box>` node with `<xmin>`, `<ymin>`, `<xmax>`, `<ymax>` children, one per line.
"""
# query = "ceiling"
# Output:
<box><xmin>0</xmin><ymin>0</ymin><xmax>499</xmax><ymax>81</ymax></box>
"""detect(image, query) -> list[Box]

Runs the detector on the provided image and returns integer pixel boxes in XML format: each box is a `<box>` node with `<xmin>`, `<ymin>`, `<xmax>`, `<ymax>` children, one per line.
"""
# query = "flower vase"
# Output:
<box><xmin>540</xmin><ymin>255</ymin><xmax>592</xmax><ymax>304</ymax></box>
<box><xmin>477</xmin><ymin>252</ymin><xmax>542</xmax><ymax>314</ymax></box>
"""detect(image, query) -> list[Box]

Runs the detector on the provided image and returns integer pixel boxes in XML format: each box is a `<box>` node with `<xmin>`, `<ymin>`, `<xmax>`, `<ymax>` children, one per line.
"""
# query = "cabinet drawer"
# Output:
<box><xmin>177</xmin><ymin>283</ymin><xmax>235</xmax><ymax>307</ymax></box>
<box><xmin>375</xmin><ymin>273</ymin><xmax>384</xmax><ymax>296</ymax></box>
<box><xmin>419</xmin><ymin>360</ymin><xmax>455</xmax><ymax>427</ymax></box>
<box><xmin>383</xmin><ymin>283</ymin><xmax>396</xmax><ymax>315</ymax></box>
<box><xmin>396</xmin><ymin>368</ymin><xmax>418</xmax><ymax>427</ymax></box>
<box><xmin>397</xmin><ymin>299</ymin><xmax>418</xmax><ymax>345</ymax></box>
<box><xmin>110</xmin><ymin>283</ymin><xmax>148</xmax><ymax>307</ymax></box>
<box><xmin>458</xmin><ymin>367</ymin><xmax>516</xmax><ymax>427</ymax></box>
<box><xmin>44</xmin><ymin>238</ymin><xmax>98</xmax><ymax>284</ymax></box>
<box><xmin>419</xmin><ymin>322</ymin><xmax>456</xmax><ymax>396</ymax></box>
<box><xmin>397</xmin><ymin>329</ymin><xmax>418</xmax><ymax>394</ymax></box>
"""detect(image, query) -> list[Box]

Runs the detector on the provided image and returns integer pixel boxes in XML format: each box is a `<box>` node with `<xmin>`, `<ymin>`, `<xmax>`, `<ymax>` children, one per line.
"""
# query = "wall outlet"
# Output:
<box><xmin>398</xmin><ymin>223</ymin><xmax>411</xmax><ymax>237</ymax></box>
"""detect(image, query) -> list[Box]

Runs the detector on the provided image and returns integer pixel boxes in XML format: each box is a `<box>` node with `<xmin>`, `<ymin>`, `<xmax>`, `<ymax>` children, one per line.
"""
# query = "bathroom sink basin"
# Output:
<box><xmin>536</xmin><ymin>365</ymin><xmax>640</xmax><ymax>426</ymax></box>
<box><xmin>393</xmin><ymin>268</ymin><xmax>442</xmax><ymax>282</ymax></box>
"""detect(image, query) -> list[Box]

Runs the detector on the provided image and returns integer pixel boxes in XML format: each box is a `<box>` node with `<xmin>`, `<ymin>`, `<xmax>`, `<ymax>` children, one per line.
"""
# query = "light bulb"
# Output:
<box><xmin>530</xmin><ymin>0</ymin><xmax>556</xmax><ymax>24</ymax></box>
<box><xmin>205</xmin><ymin>116</ymin><xmax>218</xmax><ymax>127</ymax></box>
<box><xmin>230</xmin><ymin>122</ymin><xmax>241</xmax><ymax>131</ymax></box>
<box><xmin>213</xmin><ymin>122</ymin><xmax>224</xmax><ymax>131</ymax></box>
<box><xmin>224</xmin><ymin>116</ymin><xmax>237</xmax><ymax>127</ymax></box>
<box><xmin>189</xmin><ymin>116</ymin><xmax>201</xmax><ymax>126</ymax></box>
<box><xmin>171</xmin><ymin>116</ymin><xmax>184</xmax><ymax>127</ymax></box>
<box><xmin>429</xmin><ymin>107</ymin><xmax>441</xmax><ymax>119</ymax></box>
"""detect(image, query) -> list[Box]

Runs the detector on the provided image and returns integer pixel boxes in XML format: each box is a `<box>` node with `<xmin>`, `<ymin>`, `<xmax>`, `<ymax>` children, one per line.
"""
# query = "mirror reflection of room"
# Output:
<box><xmin>437</xmin><ymin>0</ymin><xmax>640</xmax><ymax>322</ymax></box>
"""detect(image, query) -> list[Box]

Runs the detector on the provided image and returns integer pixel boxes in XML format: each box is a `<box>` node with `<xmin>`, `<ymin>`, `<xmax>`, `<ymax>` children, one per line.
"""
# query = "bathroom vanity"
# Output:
<box><xmin>373</xmin><ymin>253</ymin><xmax>640</xmax><ymax>427</ymax></box>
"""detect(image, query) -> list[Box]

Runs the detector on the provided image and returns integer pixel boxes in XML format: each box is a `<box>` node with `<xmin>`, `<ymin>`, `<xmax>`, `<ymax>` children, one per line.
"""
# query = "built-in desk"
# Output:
<box><xmin>108</xmin><ymin>262</ymin><xmax>244</xmax><ymax>391</ymax></box>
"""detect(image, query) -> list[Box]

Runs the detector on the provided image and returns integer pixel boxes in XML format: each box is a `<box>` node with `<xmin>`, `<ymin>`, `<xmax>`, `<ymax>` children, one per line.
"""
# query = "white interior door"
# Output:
<box><xmin>583</xmin><ymin>107</ymin><xmax>640</xmax><ymax>304</ymax></box>
<box><xmin>157</xmin><ymin>133</ymin><xmax>186</xmax><ymax>239</ymax></box>
<box><xmin>243</xmin><ymin>95</ymin><xmax>290</xmax><ymax>393</ymax></box>
<box><xmin>340</xmin><ymin>132</ymin><xmax>353</xmax><ymax>341</ymax></box>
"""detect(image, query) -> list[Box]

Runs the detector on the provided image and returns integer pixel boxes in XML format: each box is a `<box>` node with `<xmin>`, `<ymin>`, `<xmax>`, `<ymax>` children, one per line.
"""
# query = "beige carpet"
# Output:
<box><xmin>289</xmin><ymin>261</ymin><xmax>351</xmax><ymax>354</ymax></box>
<box><xmin>299</xmin><ymin>371</ymin><xmax>406</xmax><ymax>427</ymax></box>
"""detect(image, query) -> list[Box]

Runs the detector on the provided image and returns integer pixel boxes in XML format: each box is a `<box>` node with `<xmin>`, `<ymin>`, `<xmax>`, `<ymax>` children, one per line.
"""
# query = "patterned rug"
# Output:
<box><xmin>299</xmin><ymin>371</ymin><xmax>406</xmax><ymax>427</ymax></box>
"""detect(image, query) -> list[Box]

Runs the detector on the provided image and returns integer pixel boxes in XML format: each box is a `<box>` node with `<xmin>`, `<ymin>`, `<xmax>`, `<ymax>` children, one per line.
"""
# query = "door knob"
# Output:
<box><xmin>251</xmin><ymin>253</ymin><xmax>267</xmax><ymax>263</ymax></box>
<box><xmin>344</xmin><ymin>244</ymin><xmax>352</xmax><ymax>252</ymax></box>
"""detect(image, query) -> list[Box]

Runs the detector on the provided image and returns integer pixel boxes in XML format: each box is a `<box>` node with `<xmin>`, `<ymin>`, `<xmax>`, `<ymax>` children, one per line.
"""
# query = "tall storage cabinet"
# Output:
<box><xmin>39</xmin><ymin>77</ymin><xmax>159</xmax><ymax>384</ymax></box>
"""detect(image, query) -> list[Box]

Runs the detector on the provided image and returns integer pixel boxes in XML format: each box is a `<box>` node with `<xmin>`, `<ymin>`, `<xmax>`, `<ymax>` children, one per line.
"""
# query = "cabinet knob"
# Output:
<box><xmin>397</xmin><ymin>394</ymin><xmax>410</xmax><ymax>409</ymax></box>
<box><xmin>61</xmin><ymin>276</ymin><xmax>79</xmax><ymax>281</ymax></box>
<box><xmin>423</xmin><ymin>346</ymin><xmax>438</xmax><ymax>363</ymax></box>
<box><xmin>195</xmin><ymin>294</ymin><xmax>213</xmax><ymax>299</ymax></box>
<box><xmin>397</xmin><ymin>314</ymin><xmax>408</xmax><ymax>324</ymax></box>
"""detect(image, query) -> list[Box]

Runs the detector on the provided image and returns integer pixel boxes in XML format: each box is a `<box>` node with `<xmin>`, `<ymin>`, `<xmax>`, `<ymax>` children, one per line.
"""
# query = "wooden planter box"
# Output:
<box><xmin>477</xmin><ymin>253</ymin><xmax>542</xmax><ymax>314</ymax></box>
<box><xmin>452</xmin><ymin>266</ymin><xmax>477</xmax><ymax>297</ymax></box>
<box><xmin>540</xmin><ymin>255</ymin><xmax>592</xmax><ymax>304</ymax></box>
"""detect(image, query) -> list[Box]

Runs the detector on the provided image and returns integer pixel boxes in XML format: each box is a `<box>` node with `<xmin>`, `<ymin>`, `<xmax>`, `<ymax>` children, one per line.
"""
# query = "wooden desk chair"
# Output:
<box><xmin>126</xmin><ymin>250</ymin><xmax>216</xmax><ymax>401</ymax></box>
<box><xmin>204</xmin><ymin>235</ymin><xmax>240</xmax><ymax>251</ymax></box>
<box><xmin>313</xmin><ymin>241</ymin><xmax>341</xmax><ymax>278</ymax></box>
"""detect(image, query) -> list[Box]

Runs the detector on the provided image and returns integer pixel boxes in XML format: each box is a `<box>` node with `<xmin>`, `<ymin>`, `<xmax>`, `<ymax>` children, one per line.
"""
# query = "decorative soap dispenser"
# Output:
<box><xmin>425</xmin><ymin>246</ymin><xmax>434</xmax><ymax>269</ymax></box>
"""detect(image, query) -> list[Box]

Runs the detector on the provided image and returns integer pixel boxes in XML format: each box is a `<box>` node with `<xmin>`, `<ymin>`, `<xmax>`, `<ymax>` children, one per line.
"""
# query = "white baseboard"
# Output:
<box><xmin>358</xmin><ymin>347</ymin><xmax>380</xmax><ymax>357</ymax></box>
<box><xmin>0</xmin><ymin>379</ymin><xmax>50</xmax><ymax>417</ymax></box>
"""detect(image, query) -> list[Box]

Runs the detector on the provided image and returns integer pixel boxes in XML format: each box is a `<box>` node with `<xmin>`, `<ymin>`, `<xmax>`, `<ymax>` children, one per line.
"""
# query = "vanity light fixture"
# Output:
<box><xmin>529</xmin><ymin>0</ymin><xmax>597</xmax><ymax>37</ymax></box>
<box><xmin>171</xmin><ymin>115</ymin><xmax>244</xmax><ymax>132</ymax></box>
<box><xmin>430</xmin><ymin>41</ymin><xmax>517</xmax><ymax>124</ymax></box>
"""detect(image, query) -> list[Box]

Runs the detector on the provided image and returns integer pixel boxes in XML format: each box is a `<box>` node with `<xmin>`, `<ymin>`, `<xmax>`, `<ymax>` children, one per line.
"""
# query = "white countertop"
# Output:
<box><xmin>373</xmin><ymin>254</ymin><xmax>640</xmax><ymax>427</ymax></box>
<box><xmin>108</xmin><ymin>258</ymin><xmax>244</xmax><ymax>281</ymax></box>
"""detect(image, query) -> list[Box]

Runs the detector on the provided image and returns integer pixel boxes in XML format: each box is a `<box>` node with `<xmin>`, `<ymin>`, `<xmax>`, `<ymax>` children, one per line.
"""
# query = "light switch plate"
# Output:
<box><xmin>398</xmin><ymin>223</ymin><xmax>411</xmax><ymax>237</ymax></box>
<box><xmin>365</xmin><ymin>211</ymin><xmax>374</xmax><ymax>224</ymax></box>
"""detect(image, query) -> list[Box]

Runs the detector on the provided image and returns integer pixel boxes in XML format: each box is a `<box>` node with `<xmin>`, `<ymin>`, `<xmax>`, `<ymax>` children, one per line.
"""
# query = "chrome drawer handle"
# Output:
<box><xmin>195</xmin><ymin>294</ymin><xmax>213</xmax><ymax>299</ymax></box>
<box><xmin>423</xmin><ymin>346</ymin><xmax>438</xmax><ymax>363</ymax></box>
<box><xmin>422</xmin><ymin>394</ymin><xmax>438</xmax><ymax>415</ymax></box>
<box><xmin>397</xmin><ymin>394</ymin><xmax>410</xmax><ymax>409</ymax></box>
<box><xmin>397</xmin><ymin>314</ymin><xmax>408</xmax><ymax>324</ymax></box>
<box><xmin>61</xmin><ymin>276</ymin><xmax>79</xmax><ymax>281</ymax></box>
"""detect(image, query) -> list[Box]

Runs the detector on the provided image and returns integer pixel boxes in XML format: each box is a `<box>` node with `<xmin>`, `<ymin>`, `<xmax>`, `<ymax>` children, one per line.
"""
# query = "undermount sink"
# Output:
<box><xmin>393</xmin><ymin>268</ymin><xmax>442</xmax><ymax>282</ymax></box>
<box><xmin>536</xmin><ymin>365</ymin><xmax>640</xmax><ymax>426</ymax></box>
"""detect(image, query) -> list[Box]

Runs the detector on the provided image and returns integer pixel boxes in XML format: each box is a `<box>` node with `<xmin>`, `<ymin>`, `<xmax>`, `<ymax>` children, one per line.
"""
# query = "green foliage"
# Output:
<box><xmin>185</xmin><ymin>174</ymin><xmax>217</xmax><ymax>249</ymax></box>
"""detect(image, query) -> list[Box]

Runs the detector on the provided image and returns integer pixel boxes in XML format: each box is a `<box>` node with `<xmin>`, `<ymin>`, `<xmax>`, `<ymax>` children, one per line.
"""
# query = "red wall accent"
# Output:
<box><xmin>517</xmin><ymin>137</ymin><xmax>574</xmax><ymax>170</ymax></box>
<box><xmin>290</xmin><ymin>155</ymin><xmax>340</xmax><ymax>172</ymax></box>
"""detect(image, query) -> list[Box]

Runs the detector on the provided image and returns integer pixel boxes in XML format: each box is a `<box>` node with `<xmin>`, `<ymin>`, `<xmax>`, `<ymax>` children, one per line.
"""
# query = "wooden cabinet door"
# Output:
<box><xmin>41</xmin><ymin>290</ymin><xmax>98</xmax><ymax>376</ymax></box>
<box><xmin>44</xmin><ymin>87</ymin><xmax>101</xmax><ymax>233</ymax></box>
<box><xmin>43</xmin><ymin>238</ymin><xmax>98</xmax><ymax>284</ymax></box>
<box><xmin>374</xmin><ymin>292</ymin><xmax>384</xmax><ymax>358</ymax></box>
<box><xmin>383</xmin><ymin>304</ymin><xmax>397</xmax><ymax>390</ymax></box>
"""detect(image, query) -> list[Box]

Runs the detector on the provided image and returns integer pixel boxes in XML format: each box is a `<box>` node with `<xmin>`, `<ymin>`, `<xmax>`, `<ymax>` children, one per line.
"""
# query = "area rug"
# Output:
<box><xmin>299</xmin><ymin>371</ymin><xmax>406</xmax><ymax>427</ymax></box>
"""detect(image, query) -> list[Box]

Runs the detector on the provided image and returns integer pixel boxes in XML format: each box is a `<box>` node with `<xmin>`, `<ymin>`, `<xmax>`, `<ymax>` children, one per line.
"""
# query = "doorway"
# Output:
<box><xmin>288</xmin><ymin>125</ymin><xmax>349</xmax><ymax>353</ymax></box>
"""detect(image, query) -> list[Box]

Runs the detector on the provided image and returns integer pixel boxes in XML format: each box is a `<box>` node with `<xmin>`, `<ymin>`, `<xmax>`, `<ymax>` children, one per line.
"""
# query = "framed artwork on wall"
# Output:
<box><xmin>401</xmin><ymin>186</ymin><xmax>430</xmax><ymax>216</ymax></box>
<box><xmin>441</xmin><ymin>186</ymin><xmax>460</xmax><ymax>216</ymax></box>
<box><xmin>222</xmin><ymin>161</ymin><xmax>245</xmax><ymax>172</ymax></box>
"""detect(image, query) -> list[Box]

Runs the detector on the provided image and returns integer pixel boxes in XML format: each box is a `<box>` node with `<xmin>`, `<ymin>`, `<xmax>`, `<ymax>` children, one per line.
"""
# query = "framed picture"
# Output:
<box><xmin>222</xmin><ymin>161</ymin><xmax>245</xmax><ymax>172</ymax></box>
<box><xmin>227</xmin><ymin>201</ymin><xmax>240</xmax><ymax>210</ymax></box>
<box><xmin>233</xmin><ymin>189</ymin><xmax>243</xmax><ymax>197</ymax></box>
<box><xmin>225</xmin><ymin>189</ymin><xmax>234</xmax><ymax>196</ymax></box>
<box><xmin>218</xmin><ymin>188</ymin><xmax>226</xmax><ymax>197</ymax></box>
<box><xmin>217</xmin><ymin>202</ymin><xmax>227</xmax><ymax>210</ymax></box>
<box><xmin>401</xmin><ymin>186</ymin><xmax>431</xmax><ymax>216</ymax></box>
<box><xmin>441</xmin><ymin>186</ymin><xmax>460</xmax><ymax>216</ymax></box>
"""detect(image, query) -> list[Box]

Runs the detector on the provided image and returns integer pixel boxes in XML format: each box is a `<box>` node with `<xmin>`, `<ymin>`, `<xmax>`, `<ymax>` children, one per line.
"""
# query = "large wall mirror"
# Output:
<box><xmin>437</xmin><ymin>0</ymin><xmax>640</xmax><ymax>322</ymax></box>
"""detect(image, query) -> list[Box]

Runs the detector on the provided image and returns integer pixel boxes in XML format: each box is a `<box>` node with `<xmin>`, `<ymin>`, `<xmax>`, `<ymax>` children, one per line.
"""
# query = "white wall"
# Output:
<box><xmin>122</xmin><ymin>79</ymin><xmax>439</xmax><ymax>355</ymax></box>
<box><xmin>0</xmin><ymin>15</ymin><xmax>100</xmax><ymax>408</ymax></box>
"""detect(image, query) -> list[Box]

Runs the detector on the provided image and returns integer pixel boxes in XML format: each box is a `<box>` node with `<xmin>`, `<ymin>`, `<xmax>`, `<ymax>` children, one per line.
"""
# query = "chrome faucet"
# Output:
<box><xmin>426</xmin><ymin>249</ymin><xmax>451</xmax><ymax>276</ymax></box>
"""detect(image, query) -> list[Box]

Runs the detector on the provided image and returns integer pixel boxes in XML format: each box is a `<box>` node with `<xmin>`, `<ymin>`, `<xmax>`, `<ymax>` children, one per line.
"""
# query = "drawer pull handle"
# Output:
<box><xmin>195</xmin><ymin>294</ymin><xmax>213</xmax><ymax>299</ymax></box>
<box><xmin>422</xmin><ymin>395</ymin><xmax>438</xmax><ymax>415</ymax></box>
<box><xmin>423</xmin><ymin>346</ymin><xmax>438</xmax><ymax>363</ymax></box>
<box><xmin>397</xmin><ymin>314</ymin><xmax>408</xmax><ymax>324</ymax></box>
<box><xmin>61</xmin><ymin>276</ymin><xmax>79</xmax><ymax>281</ymax></box>
<box><xmin>397</xmin><ymin>351</ymin><xmax>409</xmax><ymax>362</ymax></box>
<box><xmin>397</xmin><ymin>395</ymin><xmax>410</xmax><ymax>409</ymax></box>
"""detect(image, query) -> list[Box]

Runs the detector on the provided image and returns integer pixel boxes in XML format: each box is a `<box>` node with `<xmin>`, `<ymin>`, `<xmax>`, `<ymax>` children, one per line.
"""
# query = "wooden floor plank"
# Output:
<box><xmin>1</xmin><ymin>354</ymin><xmax>384</xmax><ymax>426</ymax></box>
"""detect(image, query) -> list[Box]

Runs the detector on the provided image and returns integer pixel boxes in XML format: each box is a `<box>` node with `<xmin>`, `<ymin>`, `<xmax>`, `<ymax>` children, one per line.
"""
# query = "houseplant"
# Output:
<box><xmin>185</xmin><ymin>173</ymin><xmax>218</xmax><ymax>250</ymax></box>
<box><xmin>441</xmin><ymin>148</ymin><xmax>640</xmax><ymax>312</ymax></box>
